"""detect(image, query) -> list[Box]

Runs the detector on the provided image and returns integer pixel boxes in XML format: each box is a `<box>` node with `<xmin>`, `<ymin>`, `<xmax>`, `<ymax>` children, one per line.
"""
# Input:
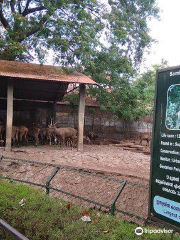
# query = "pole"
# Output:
<box><xmin>78</xmin><ymin>84</ymin><xmax>85</xmax><ymax>151</ymax></box>
<box><xmin>5</xmin><ymin>79</ymin><xmax>13</xmax><ymax>151</ymax></box>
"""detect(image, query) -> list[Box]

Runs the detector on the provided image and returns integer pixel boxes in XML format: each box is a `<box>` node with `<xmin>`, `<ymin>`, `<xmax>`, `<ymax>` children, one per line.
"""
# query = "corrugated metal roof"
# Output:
<box><xmin>0</xmin><ymin>60</ymin><xmax>96</xmax><ymax>85</ymax></box>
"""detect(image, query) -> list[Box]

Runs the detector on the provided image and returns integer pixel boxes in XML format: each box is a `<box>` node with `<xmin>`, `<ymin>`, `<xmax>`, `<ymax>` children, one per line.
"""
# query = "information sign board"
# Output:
<box><xmin>149</xmin><ymin>66</ymin><xmax>180</xmax><ymax>231</ymax></box>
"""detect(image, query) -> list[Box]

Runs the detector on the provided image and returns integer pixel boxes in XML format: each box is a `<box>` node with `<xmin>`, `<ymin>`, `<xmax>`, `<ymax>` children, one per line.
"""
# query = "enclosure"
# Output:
<box><xmin>0</xmin><ymin>60</ymin><xmax>97</xmax><ymax>151</ymax></box>
<box><xmin>0</xmin><ymin>143</ymin><xmax>151</xmax><ymax>224</ymax></box>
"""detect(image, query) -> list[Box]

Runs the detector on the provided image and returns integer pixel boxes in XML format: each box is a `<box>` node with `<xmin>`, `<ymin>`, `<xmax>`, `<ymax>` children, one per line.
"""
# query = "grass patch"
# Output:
<box><xmin>0</xmin><ymin>180</ymin><xmax>179</xmax><ymax>240</ymax></box>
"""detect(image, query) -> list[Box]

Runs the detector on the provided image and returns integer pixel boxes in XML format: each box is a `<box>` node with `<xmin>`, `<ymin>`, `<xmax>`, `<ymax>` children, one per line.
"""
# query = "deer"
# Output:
<box><xmin>139</xmin><ymin>133</ymin><xmax>152</xmax><ymax>146</ymax></box>
<box><xmin>18</xmin><ymin>125</ymin><xmax>28</xmax><ymax>145</ymax></box>
<box><xmin>27</xmin><ymin>126</ymin><xmax>40</xmax><ymax>146</ymax></box>
<box><xmin>48</xmin><ymin>119</ymin><xmax>77</xmax><ymax>147</ymax></box>
<box><xmin>12</xmin><ymin>126</ymin><xmax>19</xmax><ymax>145</ymax></box>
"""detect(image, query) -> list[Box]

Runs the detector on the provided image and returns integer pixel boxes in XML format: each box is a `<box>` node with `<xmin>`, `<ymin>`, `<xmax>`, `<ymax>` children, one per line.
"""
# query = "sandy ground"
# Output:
<box><xmin>0</xmin><ymin>145</ymin><xmax>150</xmax><ymax>224</ymax></box>
<box><xmin>1</xmin><ymin>145</ymin><xmax>150</xmax><ymax>180</ymax></box>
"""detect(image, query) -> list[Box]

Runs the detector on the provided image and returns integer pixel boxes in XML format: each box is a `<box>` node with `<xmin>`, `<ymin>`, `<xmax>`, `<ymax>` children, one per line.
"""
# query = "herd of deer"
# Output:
<box><xmin>0</xmin><ymin>123</ymin><xmax>97</xmax><ymax>148</ymax></box>
<box><xmin>0</xmin><ymin>120</ymin><xmax>151</xmax><ymax>148</ymax></box>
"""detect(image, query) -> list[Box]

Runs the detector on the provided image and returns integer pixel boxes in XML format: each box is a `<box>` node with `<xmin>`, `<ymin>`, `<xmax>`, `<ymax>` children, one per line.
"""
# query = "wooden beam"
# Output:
<box><xmin>77</xmin><ymin>84</ymin><xmax>86</xmax><ymax>151</ymax></box>
<box><xmin>5</xmin><ymin>79</ymin><xmax>13</xmax><ymax>151</ymax></box>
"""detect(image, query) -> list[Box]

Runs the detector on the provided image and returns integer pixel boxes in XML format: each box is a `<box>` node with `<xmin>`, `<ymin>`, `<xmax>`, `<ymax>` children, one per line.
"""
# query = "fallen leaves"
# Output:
<box><xmin>66</xmin><ymin>202</ymin><xmax>72</xmax><ymax>210</ymax></box>
<box><xmin>19</xmin><ymin>198</ymin><xmax>26</xmax><ymax>207</ymax></box>
<box><xmin>81</xmin><ymin>215</ymin><xmax>91</xmax><ymax>222</ymax></box>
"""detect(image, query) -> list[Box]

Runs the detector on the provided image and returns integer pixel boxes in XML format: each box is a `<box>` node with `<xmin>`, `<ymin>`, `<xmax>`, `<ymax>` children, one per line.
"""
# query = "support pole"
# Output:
<box><xmin>5</xmin><ymin>80</ymin><xmax>13</xmax><ymax>152</ymax></box>
<box><xmin>78</xmin><ymin>84</ymin><xmax>86</xmax><ymax>151</ymax></box>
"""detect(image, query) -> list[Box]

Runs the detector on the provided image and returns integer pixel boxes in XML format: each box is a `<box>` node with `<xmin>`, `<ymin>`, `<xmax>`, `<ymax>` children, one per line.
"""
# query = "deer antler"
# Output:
<box><xmin>54</xmin><ymin>118</ymin><xmax>62</xmax><ymax>126</ymax></box>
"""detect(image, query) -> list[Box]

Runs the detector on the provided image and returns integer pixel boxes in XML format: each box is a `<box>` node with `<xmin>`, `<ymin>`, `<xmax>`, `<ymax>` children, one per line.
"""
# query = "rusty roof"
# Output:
<box><xmin>0</xmin><ymin>60</ymin><xmax>96</xmax><ymax>84</ymax></box>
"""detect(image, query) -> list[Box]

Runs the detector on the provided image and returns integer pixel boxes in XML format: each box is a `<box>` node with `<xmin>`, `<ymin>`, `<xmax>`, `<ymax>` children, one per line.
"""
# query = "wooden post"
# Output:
<box><xmin>5</xmin><ymin>80</ymin><xmax>13</xmax><ymax>151</ymax></box>
<box><xmin>78</xmin><ymin>84</ymin><xmax>86</xmax><ymax>151</ymax></box>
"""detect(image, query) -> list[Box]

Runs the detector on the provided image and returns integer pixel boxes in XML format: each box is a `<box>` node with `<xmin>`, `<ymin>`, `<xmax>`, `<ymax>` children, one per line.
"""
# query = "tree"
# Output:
<box><xmin>0</xmin><ymin>0</ymin><xmax>104</xmax><ymax>62</ymax></box>
<box><xmin>134</xmin><ymin>59</ymin><xmax>168</xmax><ymax>116</ymax></box>
<box><xmin>81</xmin><ymin>0</ymin><xmax>160</xmax><ymax>122</ymax></box>
<box><xmin>0</xmin><ymin>0</ymin><xmax>159</xmax><ymax>66</ymax></box>
<box><xmin>0</xmin><ymin>0</ymin><xmax>159</xmax><ymax>122</ymax></box>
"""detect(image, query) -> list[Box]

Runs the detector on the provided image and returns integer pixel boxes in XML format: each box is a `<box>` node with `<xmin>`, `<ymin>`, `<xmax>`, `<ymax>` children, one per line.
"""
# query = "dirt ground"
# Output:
<box><xmin>0</xmin><ymin>144</ymin><xmax>151</xmax><ymax>224</ymax></box>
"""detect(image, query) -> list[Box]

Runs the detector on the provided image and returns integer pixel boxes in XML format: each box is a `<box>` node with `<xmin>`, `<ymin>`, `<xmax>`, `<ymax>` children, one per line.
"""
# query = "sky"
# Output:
<box><xmin>142</xmin><ymin>0</ymin><xmax>180</xmax><ymax>71</ymax></box>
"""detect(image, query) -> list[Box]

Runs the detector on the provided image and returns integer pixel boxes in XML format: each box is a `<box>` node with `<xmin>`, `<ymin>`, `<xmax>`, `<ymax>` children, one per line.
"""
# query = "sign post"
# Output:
<box><xmin>149</xmin><ymin>66</ymin><xmax>180</xmax><ymax>231</ymax></box>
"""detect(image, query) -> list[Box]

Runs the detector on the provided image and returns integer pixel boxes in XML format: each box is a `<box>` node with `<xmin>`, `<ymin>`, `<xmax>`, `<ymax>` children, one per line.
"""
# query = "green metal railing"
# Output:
<box><xmin>0</xmin><ymin>155</ymin><xmax>149</xmax><ymax>221</ymax></box>
<box><xmin>0</xmin><ymin>219</ymin><xmax>29</xmax><ymax>240</ymax></box>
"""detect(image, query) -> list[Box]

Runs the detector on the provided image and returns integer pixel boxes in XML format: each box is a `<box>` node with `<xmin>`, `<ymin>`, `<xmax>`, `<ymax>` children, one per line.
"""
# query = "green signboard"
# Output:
<box><xmin>149</xmin><ymin>66</ymin><xmax>180</xmax><ymax>231</ymax></box>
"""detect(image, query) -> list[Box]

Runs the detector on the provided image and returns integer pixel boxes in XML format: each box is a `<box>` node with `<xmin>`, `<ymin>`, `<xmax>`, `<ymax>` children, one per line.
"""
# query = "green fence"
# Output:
<box><xmin>0</xmin><ymin>155</ymin><xmax>148</xmax><ymax>222</ymax></box>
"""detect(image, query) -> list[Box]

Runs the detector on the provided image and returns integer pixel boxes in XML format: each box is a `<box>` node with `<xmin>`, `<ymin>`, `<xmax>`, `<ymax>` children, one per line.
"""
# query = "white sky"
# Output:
<box><xmin>142</xmin><ymin>0</ymin><xmax>180</xmax><ymax>71</ymax></box>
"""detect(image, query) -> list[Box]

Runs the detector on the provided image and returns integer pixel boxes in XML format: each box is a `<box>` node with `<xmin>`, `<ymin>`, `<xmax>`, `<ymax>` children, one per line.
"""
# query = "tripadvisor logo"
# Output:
<box><xmin>170</xmin><ymin>70</ymin><xmax>180</xmax><ymax>76</ymax></box>
<box><xmin>135</xmin><ymin>227</ymin><xmax>173</xmax><ymax>235</ymax></box>
<box><xmin>135</xmin><ymin>227</ymin><xmax>143</xmax><ymax>235</ymax></box>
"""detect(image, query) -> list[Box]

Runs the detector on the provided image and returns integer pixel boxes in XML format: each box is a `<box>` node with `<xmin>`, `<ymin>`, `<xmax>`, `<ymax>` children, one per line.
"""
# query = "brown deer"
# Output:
<box><xmin>48</xmin><ymin>123</ymin><xmax>77</xmax><ymax>147</ymax></box>
<box><xmin>27</xmin><ymin>127</ymin><xmax>40</xmax><ymax>146</ymax></box>
<box><xmin>12</xmin><ymin>126</ymin><xmax>19</xmax><ymax>145</ymax></box>
<box><xmin>18</xmin><ymin>125</ymin><xmax>28</xmax><ymax>145</ymax></box>
<box><xmin>139</xmin><ymin>133</ymin><xmax>152</xmax><ymax>146</ymax></box>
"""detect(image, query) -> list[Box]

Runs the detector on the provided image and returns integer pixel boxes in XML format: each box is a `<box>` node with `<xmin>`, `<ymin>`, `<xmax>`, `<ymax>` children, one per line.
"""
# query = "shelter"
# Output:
<box><xmin>0</xmin><ymin>60</ymin><xmax>96</xmax><ymax>151</ymax></box>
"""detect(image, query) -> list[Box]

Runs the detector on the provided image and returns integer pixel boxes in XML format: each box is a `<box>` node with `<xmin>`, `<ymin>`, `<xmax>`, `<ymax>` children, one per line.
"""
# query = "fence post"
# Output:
<box><xmin>46</xmin><ymin>166</ymin><xmax>60</xmax><ymax>195</ymax></box>
<box><xmin>0</xmin><ymin>155</ymin><xmax>3</xmax><ymax>164</ymax></box>
<box><xmin>110</xmin><ymin>180</ymin><xmax>127</xmax><ymax>216</ymax></box>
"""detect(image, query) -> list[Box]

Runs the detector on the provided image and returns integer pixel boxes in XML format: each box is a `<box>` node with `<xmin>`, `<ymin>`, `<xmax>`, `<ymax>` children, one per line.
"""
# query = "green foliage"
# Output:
<box><xmin>0</xmin><ymin>0</ymin><xmax>103</xmax><ymax>62</ymax></box>
<box><xmin>0</xmin><ymin>180</ymin><xmax>177</xmax><ymax>240</ymax></box>
<box><xmin>89</xmin><ymin>59</ymin><xmax>168</xmax><ymax>122</ymax></box>
<box><xmin>0</xmin><ymin>0</ymin><xmax>159</xmax><ymax>66</ymax></box>
<box><xmin>166</xmin><ymin>85</ymin><xmax>180</xmax><ymax>129</ymax></box>
<box><xmin>88</xmin><ymin>81</ymin><xmax>140</xmax><ymax>122</ymax></box>
<box><xmin>133</xmin><ymin>59</ymin><xmax>169</xmax><ymax>117</ymax></box>
<box><xmin>64</xmin><ymin>93</ymin><xmax>79</xmax><ymax>105</ymax></box>
<box><xmin>84</xmin><ymin>47</ymin><xmax>136</xmax><ymax>121</ymax></box>
<box><xmin>0</xmin><ymin>0</ymin><xmax>160</xmax><ymax>121</ymax></box>
<box><xmin>64</xmin><ymin>93</ymin><xmax>79</xmax><ymax>114</ymax></box>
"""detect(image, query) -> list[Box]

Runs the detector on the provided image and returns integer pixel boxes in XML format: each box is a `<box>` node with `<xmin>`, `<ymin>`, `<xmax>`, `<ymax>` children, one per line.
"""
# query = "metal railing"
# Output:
<box><xmin>0</xmin><ymin>155</ymin><xmax>149</xmax><ymax>221</ymax></box>
<box><xmin>0</xmin><ymin>219</ymin><xmax>29</xmax><ymax>240</ymax></box>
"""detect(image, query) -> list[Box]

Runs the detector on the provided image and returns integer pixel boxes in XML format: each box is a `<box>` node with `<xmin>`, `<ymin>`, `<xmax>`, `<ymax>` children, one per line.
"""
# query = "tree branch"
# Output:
<box><xmin>59</xmin><ymin>7</ymin><xmax>71</xmax><ymax>18</ymax></box>
<box><xmin>18</xmin><ymin>0</ymin><xmax>22</xmax><ymax>14</ymax></box>
<box><xmin>22</xmin><ymin>0</ymin><xmax>31</xmax><ymax>16</ymax></box>
<box><xmin>25</xmin><ymin>0</ymin><xmax>32</xmax><ymax>9</ymax></box>
<box><xmin>19</xmin><ymin>17</ymin><xmax>49</xmax><ymax>42</ymax></box>
<box><xmin>25</xmin><ymin>26</ymin><xmax>41</xmax><ymax>38</ymax></box>
<box><xmin>10</xmin><ymin>0</ymin><xmax>15</xmax><ymax>14</ymax></box>
<box><xmin>22</xmin><ymin>6</ymin><xmax>46</xmax><ymax>17</ymax></box>
<box><xmin>0</xmin><ymin>0</ymin><xmax>11</xmax><ymax>30</ymax></box>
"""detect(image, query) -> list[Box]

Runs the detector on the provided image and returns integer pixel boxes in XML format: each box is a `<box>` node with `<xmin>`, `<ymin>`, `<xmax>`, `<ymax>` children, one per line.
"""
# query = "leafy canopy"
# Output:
<box><xmin>0</xmin><ymin>0</ymin><xmax>160</xmax><ymax>121</ymax></box>
<box><xmin>0</xmin><ymin>0</ymin><xmax>159</xmax><ymax>66</ymax></box>
<box><xmin>133</xmin><ymin>59</ymin><xmax>168</xmax><ymax>117</ymax></box>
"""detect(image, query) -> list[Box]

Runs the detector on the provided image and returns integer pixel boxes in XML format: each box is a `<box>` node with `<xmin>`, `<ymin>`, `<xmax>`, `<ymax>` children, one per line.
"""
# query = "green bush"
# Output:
<box><xmin>0</xmin><ymin>181</ymin><xmax>178</xmax><ymax>240</ymax></box>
